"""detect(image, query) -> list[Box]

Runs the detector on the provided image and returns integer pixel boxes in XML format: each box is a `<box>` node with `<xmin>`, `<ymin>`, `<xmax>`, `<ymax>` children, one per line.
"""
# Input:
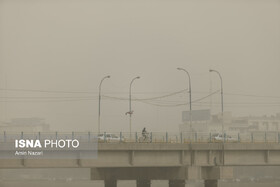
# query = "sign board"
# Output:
<box><xmin>182</xmin><ymin>109</ymin><xmax>211</xmax><ymax>122</ymax></box>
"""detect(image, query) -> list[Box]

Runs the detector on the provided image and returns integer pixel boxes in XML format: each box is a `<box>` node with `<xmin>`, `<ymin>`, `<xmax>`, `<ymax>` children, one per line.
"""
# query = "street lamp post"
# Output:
<box><xmin>209</xmin><ymin>69</ymin><xmax>224</xmax><ymax>133</ymax></box>
<box><xmin>128</xmin><ymin>76</ymin><xmax>140</xmax><ymax>140</ymax></box>
<box><xmin>177</xmin><ymin>68</ymin><xmax>192</xmax><ymax>132</ymax></box>
<box><xmin>98</xmin><ymin>75</ymin><xmax>110</xmax><ymax>134</ymax></box>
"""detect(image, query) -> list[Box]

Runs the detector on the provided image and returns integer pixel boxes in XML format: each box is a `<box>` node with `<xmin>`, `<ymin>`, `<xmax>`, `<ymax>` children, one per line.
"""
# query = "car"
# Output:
<box><xmin>97</xmin><ymin>133</ymin><xmax>124</xmax><ymax>142</ymax></box>
<box><xmin>211</xmin><ymin>133</ymin><xmax>237</xmax><ymax>142</ymax></box>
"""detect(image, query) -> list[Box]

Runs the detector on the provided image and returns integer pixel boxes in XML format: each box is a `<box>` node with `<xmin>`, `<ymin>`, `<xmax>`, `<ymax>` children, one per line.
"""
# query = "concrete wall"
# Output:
<box><xmin>0</xmin><ymin>143</ymin><xmax>280</xmax><ymax>168</ymax></box>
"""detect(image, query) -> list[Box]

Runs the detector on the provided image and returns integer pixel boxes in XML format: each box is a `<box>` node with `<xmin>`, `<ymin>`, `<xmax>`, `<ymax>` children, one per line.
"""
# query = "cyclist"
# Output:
<box><xmin>142</xmin><ymin>127</ymin><xmax>148</xmax><ymax>140</ymax></box>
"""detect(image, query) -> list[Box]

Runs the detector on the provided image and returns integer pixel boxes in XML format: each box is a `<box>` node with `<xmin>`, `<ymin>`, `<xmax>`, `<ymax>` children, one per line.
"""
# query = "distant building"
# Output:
<box><xmin>248</xmin><ymin>115</ymin><xmax>279</xmax><ymax>132</ymax></box>
<box><xmin>0</xmin><ymin>118</ymin><xmax>50</xmax><ymax>132</ymax></box>
<box><xmin>228</xmin><ymin>117</ymin><xmax>251</xmax><ymax>133</ymax></box>
<box><xmin>179</xmin><ymin>111</ymin><xmax>280</xmax><ymax>133</ymax></box>
<box><xmin>227</xmin><ymin>114</ymin><xmax>280</xmax><ymax>132</ymax></box>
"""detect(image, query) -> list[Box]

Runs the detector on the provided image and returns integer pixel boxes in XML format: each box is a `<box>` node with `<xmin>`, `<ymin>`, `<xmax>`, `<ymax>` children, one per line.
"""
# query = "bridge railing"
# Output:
<box><xmin>0</xmin><ymin>131</ymin><xmax>279</xmax><ymax>144</ymax></box>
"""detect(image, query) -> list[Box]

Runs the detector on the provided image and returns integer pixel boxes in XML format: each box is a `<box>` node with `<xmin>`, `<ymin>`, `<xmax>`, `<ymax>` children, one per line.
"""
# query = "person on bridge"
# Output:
<box><xmin>142</xmin><ymin>127</ymin><xmax>148</xmax><ymax>140</ymax></box>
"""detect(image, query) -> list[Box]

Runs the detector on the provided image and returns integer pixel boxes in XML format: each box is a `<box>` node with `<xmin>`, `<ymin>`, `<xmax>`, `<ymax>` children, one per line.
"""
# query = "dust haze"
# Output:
<box><xmin>0</xmin><ymin>0</ymin><xmax>279</xmax><ymax>132</ymax></box>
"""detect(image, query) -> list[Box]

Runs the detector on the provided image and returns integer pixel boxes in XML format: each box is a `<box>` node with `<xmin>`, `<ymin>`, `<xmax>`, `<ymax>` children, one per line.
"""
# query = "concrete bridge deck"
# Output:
<box><xmin>1</xmin><ymin>132</ymin><xmax>280</xmax><ymax>187</ymax></box>
<box><xmin>1</xmin><ymin>143</ymin><xmax>280</xmax><ymax>168</ymax></box>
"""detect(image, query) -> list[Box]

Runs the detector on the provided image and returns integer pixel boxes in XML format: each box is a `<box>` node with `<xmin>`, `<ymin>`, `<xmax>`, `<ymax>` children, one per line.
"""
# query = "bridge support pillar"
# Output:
<box><xmin>104</xmin><ymin>180</ymin><xmax>117</xmax><ymax>187</ymax></box>
<box><xmin>169</xmin><ymin>179</ymin><xmax>185</xmax><ymax>187</ymax></box>
<box><xmin>137</xmin><ymin>179</ymin><xmax>151</xmax><ymax>187</ymax></box>
<box><xmin>204</xmin><ymin>179</ymin><xmax>218</xmax><ymax>187</ymax></box>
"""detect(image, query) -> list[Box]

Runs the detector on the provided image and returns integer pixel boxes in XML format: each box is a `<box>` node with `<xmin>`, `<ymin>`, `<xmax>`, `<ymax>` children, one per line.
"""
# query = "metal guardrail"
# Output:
<box><xmin>0</xmin><ymin>131</ymin><xmax>280</xmax><ymax>144</ymax></box>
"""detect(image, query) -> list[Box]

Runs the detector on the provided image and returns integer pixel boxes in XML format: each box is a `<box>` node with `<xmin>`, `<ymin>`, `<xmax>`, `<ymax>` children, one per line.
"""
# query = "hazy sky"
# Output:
<box><xmin>0</xmin><ymin>0</ymin><xmax>279</xmax><ymax>132</ymax></box>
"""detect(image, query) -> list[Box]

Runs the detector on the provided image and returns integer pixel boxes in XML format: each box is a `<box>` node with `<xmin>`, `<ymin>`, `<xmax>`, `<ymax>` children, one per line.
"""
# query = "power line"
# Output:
<box><xmin>0</xmin><ymin>88</ymin><xmax>280</xmax><ymax>99</ymax></box>
<box><xmin>0</xmin><ymin>99</ymin><xmax>96</xmax><ymax>103</ymax></box>
<box><xmin>135</xmin><ymin>89</ymin><xmax>188</xmax><ymax>101</ymax></box>
<box><xmin>0</xmin><ymin>88</ymin><xmax>96</xmax><ymax>94</ymax></box>
<box><xmin>102</xmin><ymin>89</ymin><xmax>188</xmax><ymax>101</ymax></box>
<box><xmin>136</xmin><ymin>90</ymin><xmax>219</xmax><ymax>107</ymax></box>
<box><xmin>223</xmin><ymin>92</ymin><xmax>280</xmax><ymax>99</ymax></box>
<box><xmin>0</xmin><ymin>96</ymin><xmax>98</xmax><ymax>99</ymax></box>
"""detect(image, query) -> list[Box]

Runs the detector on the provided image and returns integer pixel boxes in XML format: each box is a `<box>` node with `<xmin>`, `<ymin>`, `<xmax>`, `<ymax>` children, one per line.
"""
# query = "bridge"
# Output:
<box><xmin>1</xmin><ymin>131</ymin><xmax>280</xmax><ymax>187</ymax></box>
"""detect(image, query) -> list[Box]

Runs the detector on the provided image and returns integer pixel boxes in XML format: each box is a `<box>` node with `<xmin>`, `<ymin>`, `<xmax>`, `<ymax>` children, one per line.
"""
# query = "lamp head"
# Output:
<box><xmin>177</xmin><ymin>67</ymin><xmax>183</xmax><ymax>70</ymax></box>
<box><xmin>209</xmin><ymin>69</ymin><xmax>214</xmax><ymax>72</ymax></box>
<box><xmin>107</xmin><ymin>75</ymin><xmax>111</xmax><ymax>78</ymax></box>
<box><xmin>136</xmin><ymin>76</ymin><xmax>140</xmax><ymax>79</ymax></box>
